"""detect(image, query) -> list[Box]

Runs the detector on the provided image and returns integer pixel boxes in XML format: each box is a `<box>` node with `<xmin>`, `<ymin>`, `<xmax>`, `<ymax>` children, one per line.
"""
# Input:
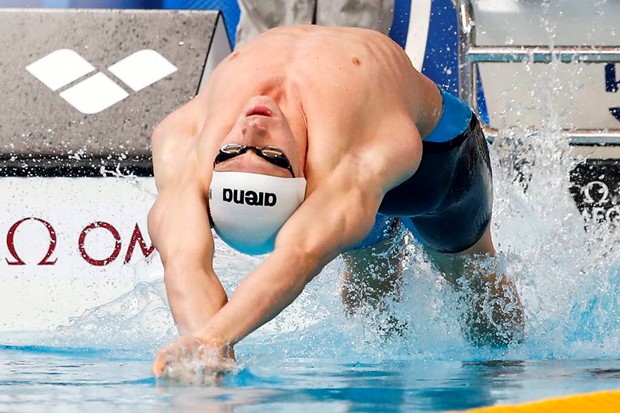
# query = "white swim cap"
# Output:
<box><xmin>209</xmin><ymin>171</ymin><xmax>307</xmax><ymax>255</ymax></box>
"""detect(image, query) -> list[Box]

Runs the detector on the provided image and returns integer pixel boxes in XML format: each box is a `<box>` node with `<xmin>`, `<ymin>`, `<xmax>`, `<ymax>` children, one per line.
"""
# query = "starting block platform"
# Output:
<box><xmin>0</xmin><ymin>8</ymin><xmax>230</xmax><ymax>175</ymax></box>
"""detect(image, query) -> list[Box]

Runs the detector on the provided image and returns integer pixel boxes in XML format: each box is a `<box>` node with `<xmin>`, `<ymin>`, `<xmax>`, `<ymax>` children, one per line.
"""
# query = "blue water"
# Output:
<box><xmin>2</xmin><ymin>341</ymin><xmax>620</xmax><ymax>412</ymax></box>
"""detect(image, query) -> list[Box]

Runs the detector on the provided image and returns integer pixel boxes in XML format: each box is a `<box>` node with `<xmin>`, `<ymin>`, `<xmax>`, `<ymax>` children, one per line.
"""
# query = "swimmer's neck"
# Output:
<box><xmin>267</xmin><ymin>84</ymin><xmax>309</xmax><ymax>159</ymax></box>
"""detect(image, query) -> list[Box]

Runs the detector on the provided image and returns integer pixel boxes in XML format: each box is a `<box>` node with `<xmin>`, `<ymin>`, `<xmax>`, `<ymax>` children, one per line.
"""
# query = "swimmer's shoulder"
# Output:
<box><xmin>236</xmin><ymin>25</ymin><xmax>316</xmax><ymax>50</ymax></box>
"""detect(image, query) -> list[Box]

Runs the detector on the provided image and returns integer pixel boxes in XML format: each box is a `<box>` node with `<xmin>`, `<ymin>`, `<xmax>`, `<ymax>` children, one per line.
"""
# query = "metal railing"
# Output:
<box><xmin>454</xmin><ymin>0</ymin><xmax>620</xmax><ymax>145</ymax></box>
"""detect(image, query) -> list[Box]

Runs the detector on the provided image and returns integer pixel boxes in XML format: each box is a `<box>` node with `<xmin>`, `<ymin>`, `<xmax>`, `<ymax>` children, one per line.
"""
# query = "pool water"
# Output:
<box><xmin>2</xmin><ymin>341</ymin><xmax>620</xmax><ymax>412</ymax></box>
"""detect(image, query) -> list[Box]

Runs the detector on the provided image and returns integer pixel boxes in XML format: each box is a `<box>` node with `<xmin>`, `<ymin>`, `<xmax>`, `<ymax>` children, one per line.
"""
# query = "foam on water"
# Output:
<box><xmin>41</xmin><ymin>58</ymin><xmax>620</xmax><ymax>373</ymax></box>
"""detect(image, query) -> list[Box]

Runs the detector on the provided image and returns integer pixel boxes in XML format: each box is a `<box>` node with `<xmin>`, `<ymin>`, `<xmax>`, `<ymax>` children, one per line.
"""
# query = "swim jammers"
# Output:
<box><xmin>355</xmin><ymin>88</ymin><xmax>493</xmax><ymax>253</ymax></box>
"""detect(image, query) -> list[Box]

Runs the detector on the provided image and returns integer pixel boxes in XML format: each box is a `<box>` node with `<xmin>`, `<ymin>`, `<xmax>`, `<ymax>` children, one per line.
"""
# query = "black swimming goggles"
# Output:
<box><xmin>214</xmin><ymin>143</ymin><xmax>295</xmax><ymax>177</ymax></box>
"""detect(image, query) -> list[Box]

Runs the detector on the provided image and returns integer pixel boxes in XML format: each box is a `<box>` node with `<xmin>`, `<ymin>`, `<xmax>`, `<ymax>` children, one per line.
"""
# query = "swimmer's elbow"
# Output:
<box><xmin>150</xmin><ymin>113</ymin><xmax>189</xmax><ymax>160</ymax></box>
<box><xmin>276</xmin><ymin>211</ymin><xmax>375</xmax><ymax>276</ymax></box>
<box><xmin>271</xmin><ymin>239</ymin><xmax>337</xmax><ymax>286</ymax></box>
<box><xmin>147</xmin><ymin>201</ymin><xmax>165</xmax><ymax>251</ymax></box>
<box><xmin>150</xmin><ymin>120</ymin><xmax>171</xmax><ymax>153</ymax></box>
<box><xmin>151</xmin><ymin>98</ymin><xmax>201</xmax><ymax>147</ymax></box>
<box><xmin>147</xmin><ymin>198</ymin><xmax>177</xmax><ymax>254</ymax></box>
<box><xmin>150</xmin><ymin>122</ymin><xmax>172</xmax><ymax>180</ymax></box>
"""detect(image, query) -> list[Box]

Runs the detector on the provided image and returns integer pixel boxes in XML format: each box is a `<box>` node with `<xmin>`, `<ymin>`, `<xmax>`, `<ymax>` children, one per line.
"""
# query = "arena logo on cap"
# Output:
<box><xmin>223</xmin><ymin>188</ymin><xmax>277</xmax><ymax>206</ymax></box>
<box><xmin>25</xmin><ymin>49</ymin><xmax>177</xmax><ymax>115</ymax></box>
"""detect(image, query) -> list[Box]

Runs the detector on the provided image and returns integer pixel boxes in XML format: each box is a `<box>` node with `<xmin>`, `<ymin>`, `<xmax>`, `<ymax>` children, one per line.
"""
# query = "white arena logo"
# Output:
<box><xmin>26</xmin><ymin>49</ymin><xmax>177</xmax><ymax>114</ymax></box>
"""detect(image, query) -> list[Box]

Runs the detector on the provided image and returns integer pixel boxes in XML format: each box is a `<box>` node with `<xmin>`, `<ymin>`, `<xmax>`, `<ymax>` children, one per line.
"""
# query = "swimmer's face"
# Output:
<box><xmin>216</xmin><ymin>96</ymin><xmax>302</xmax><ymax>178</ymax></box>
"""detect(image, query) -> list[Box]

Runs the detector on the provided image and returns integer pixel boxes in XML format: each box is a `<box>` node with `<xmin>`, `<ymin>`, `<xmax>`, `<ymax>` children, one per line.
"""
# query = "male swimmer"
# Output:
<box><xmin>149</xmin><ymin>25</ymin><xmax>524</xmax><ymax>380</ymax></box>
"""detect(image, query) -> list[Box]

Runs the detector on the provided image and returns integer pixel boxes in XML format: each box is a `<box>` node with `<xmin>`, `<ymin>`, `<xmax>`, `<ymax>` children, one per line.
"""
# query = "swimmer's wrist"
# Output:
<box><xmin>194</xmin><ymin>330</ymin><xmax>232</xmax><ymax>351</ymax></box>
<box><xmin>195</xmin><ymin>333</ymin><xmax>236</xmax><ymax>360</ymax></box>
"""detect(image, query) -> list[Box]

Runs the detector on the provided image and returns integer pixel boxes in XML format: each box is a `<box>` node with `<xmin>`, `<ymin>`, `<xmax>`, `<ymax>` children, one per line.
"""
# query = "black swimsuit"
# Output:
<box><xmin>354</xmin><ymin>89</ymin><xmax>492</xmax><ymax>253</ymax></box>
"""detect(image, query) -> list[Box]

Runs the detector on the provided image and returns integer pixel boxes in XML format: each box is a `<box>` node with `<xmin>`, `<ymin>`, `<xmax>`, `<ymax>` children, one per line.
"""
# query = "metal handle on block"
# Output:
<box><xmin>454</xmin><ymin>0</ymin><xmax>620</xmax><ymax>146</ymax></box>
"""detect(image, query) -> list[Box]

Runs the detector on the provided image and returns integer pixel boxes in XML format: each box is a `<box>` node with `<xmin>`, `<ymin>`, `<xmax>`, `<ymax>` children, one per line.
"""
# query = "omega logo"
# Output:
<box><xmin>4</xmin><ymin>218</ymin><xmax>154</xmax><ymax>267</ymax></box>
<box><xmin>582</xmin><ymin>180</ymin><xmax>610</xmax><ymax>204</ymax></box>
<box><xmin>581</xmin><ymin>180</ymin><xmax>620</xmax><ymax>222</ymax></box>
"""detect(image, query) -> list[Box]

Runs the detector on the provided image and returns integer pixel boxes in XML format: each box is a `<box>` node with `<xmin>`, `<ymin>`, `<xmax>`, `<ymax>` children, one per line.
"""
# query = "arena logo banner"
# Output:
<box><xmin>26</xmin><ymin>49</ymin><xmax>177</xmax><ymax>114</ymax></box>
<box><xmin>0</xmin><ymin>9</ymin><xmax>230</xmax><ymax>176</ymax></box>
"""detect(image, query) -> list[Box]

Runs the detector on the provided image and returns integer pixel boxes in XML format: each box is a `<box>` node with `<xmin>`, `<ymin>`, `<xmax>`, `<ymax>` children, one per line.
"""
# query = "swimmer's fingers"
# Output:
<box><xmin>152</xmin><ymin>347</ymin><xmax>173</xmax><ymax>378</ymax></box>
<box><xmin>195</xmin><ymin>342</ymin><xmax>236</xmax><ymax>375</ymax></box>
<box><xmin>198</xmin><ymin>344</ymin><xmax>236</xmax><ymax>372</ymax></box>
<box><xmin>153</xmin><ymin>336</ymin><xmax>236</xmax><ymax>385</ymax></box>
<box><xmin>152</xmin><ymin>335</ymin><xmax>203</xmax><ymax>378</ymax></box>
<box><xmin>152</xmin><ymin>353</ymin><xmax>165</xmax><ymax>378</ymax></box>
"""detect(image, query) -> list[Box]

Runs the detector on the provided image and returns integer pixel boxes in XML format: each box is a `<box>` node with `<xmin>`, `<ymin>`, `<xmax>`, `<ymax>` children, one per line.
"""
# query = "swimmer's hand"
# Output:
<box><xmin>153</xmin><ymin>336</ymin><xmax>235</xmax><ymax>385</ymax></box>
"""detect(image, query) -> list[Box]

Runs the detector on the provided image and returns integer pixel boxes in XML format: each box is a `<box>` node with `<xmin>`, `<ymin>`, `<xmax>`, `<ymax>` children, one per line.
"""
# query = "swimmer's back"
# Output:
<box><xmin>204</xmin><ymin>25</ymin><xmax>417</xmax><ymax>103</ymax></box>
<box><xmin>232</xmin><ymin>25</ymin><xmax>411</xmax><ymax>78</ymax></box>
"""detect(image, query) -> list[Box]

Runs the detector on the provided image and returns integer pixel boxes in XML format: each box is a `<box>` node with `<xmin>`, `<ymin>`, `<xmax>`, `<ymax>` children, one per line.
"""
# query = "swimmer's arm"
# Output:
<box><xmin>150</xmin><ymin>90</ymin><xmax>229</xmax><ymax>335</ymax></box>
<box><xmin>194</xmin><ymin>176</ymin><xmax>383</xmax><ymax>347</ymax></box>
<box><xmin>150</xmin><ymin>89</ymin><xmax>211</xmax><ymax>192</ymax></box>
<box><xmin>148</xmin><ymin>176</ymin><xmax>228</xmax><ymax>336</ymax></box>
